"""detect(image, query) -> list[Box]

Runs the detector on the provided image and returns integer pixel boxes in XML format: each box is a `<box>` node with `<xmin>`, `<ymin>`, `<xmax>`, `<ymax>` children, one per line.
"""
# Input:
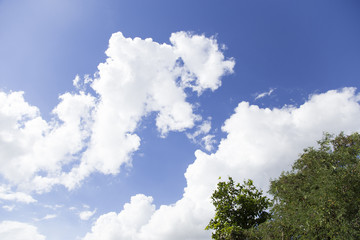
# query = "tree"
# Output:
<box><xmin>205</xmin><ymin>177</ymin><xmax>271</xmax><ymax>240</ymax></box>
<box><xmin>264</xmin><ymin>132</ymin><xmax>360</xmax><ymax>239</ymax></box>
<box><xmin>206</xmin><ymin>132</ymin><xmax>360</xmax><ymax>239</ymax></box>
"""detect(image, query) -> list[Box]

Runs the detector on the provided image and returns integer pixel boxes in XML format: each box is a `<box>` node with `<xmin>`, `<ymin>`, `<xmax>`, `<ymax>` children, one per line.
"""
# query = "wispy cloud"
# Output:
<box><xmin>34</xmin><ymin>214</ymin><xmax>57</xmax><ymax>222</ymax></box>
<box><xmin>2</xmin><ymin>205</ymin><xmax>15</xmax><ymax>212</ymax></box>
<box><xmin>79</xmin><ymin>209</ymin><xmax>96</xmax><ymax>221</ymax></box>
<box><xmin>0</xmin><ymin>185</ymin><xmax>36</xmax><ymax>203</ymax></box>
<box><xmin>186</xmin><ymin>118</ymin><xmax>217</xmax><ymax>151</ymax></box>
<box><xmin>201</xmin><ymin>134</ymin><xmax>216</xmax><ymax>151</ymax></box>
<box><xmin>255</xmin><ymin>88</ymin><xmax>275</xmax><ymax>100</ymax></box>
<box><xmin>186</xmin><ymin>118</ymin><xmax>212</xmax><ymax>141</ymax></box>
<box><xmin>43</xmin><ymin>204</ymin><xmax>63</xmax><ymax>210</ymax></box>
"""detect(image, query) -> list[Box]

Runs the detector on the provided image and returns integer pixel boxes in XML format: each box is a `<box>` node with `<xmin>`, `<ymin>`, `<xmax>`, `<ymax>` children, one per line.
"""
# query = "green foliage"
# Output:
<box><xmin>205</xmin><ymin>177</ymin><xmax>271</xmax><ymax>240</ymax></box>
<box><xmin>207</xmin><ymin>132</ymin><xmax>360</xmax><ymax>239</ymax></box>
<box><xmin>265</xmin><ymin>132</ymin><xmax>360</xmax><ymax>239</ymax></box>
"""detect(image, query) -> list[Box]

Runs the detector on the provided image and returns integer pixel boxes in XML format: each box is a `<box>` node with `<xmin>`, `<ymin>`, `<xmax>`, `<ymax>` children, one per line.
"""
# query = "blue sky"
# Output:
<box><xmin>1</xmin><ymin>0</ymin><xmax>360</xmax><ymax>239</ymax></box>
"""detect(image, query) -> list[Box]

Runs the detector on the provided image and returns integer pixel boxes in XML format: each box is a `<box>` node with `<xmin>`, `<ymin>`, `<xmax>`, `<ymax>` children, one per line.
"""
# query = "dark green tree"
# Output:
<box><xmin>205</xmin><ymin>177</ymin><xmax>271</xmax><ymax>240</ymax></box>
<box><xmin>264</xmin><ymin>132</ymin><xmax>360</xmax><ymax>239</ymax></box>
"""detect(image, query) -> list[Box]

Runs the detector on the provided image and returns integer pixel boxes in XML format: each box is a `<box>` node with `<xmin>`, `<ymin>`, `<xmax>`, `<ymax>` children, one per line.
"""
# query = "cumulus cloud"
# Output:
<box><xmin>84</xmin><ymin>87</ymin><xmax>360</xmax><ymax>240</ymax></box>
<box><xmin>61</xmin><ymin>31</ymin><xmax>233</xmax><ymax>189</ymax></box>
<box><xmin>170</xmin><ymin>32</ymin><xmax>235</xmax><ymax>94</ymax></box>
<box><xmin>83</xmin><ymin>194</ymin><xmax>155</xmax><ymax>240</ymax></box>
<box><xmin>0</xmin><ymin>31</ymin><xmax>234</xmax><ymax>194</ymax></box>
<box><xmin>0</xmin><ymin>90</ymin><xmax>96</xmax><ymax>193</ymax></box>
<box><xmin>0</xmin><ymin>221</ymin><xmax>45</xmax><ymax>240</ymax></box>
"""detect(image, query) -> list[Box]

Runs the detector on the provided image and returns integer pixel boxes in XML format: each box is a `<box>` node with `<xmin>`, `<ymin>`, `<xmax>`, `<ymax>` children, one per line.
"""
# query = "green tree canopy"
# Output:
<box><xmin>265</xmin><ymin>132</ymin><xmax>360</xmax><ymax>239</ymax></box>
<box><xmin>205</xmin><ymin>177</ymin><xmax>271</xmax><ymax>240</ymax></box>
<box><xmin>207</xmin><ymin>132</ymin><xmax>360</xmax><ymax>240</ymax></box>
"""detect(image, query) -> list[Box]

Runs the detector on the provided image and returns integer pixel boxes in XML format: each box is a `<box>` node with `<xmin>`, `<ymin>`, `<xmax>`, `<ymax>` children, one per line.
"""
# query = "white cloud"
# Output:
<box><xmin>201</xmin><ymin>134</ymin><xmax>216</xmax><ymax>151</ymax></box>
<box><xmin>43</xmin><ymin>204</ymin><xmax>63</xmax><ymax>210</ymax></box>
<box><xmin>34</xmin><ymin>214</ymin><xmax>57</xmax><ymax>222</ymax></box>
<box><xmin>83</xmin><ymin>194</ymin><xmax>155</xmax><ymax>240</ymax></box>
<box><xmin>0</xmin><ymin>185</ymin><xmax>36</xmax><ymax>203</ymax></box>
<box><xmin>186</xmin><ymin>118</ymin><xmax>212</xmax><ymax>141</ymax></box>
<box><xmin>79</xmin><ymin>209</ymin><xmax>97</xmax><ymax>221</ymax></box>
<box><xmin>2</xmin><ymin>205</ymin><xmax>15</xmax><ymax>212</ymax></box>
<box><xmin>170</xmin><ymin>32</ymin><xmax>235</xmax><ymax>94</ymax></box>
<box><xmin>82</xmin><ymin>204</ymin><xmax>90</xmax><ymax>209</ymax></box>
<box><xmin>0</xmin><ymin>221</ymin><xmax>45</xmax><ymax>240</ymax></box>
<box><xmin>60</xmin><ymin>31</ymin><xmax>233</xmax><ymax>190</ymax></box>
<box><xmin>0</xmin><ymin>91</ymin><xmax>43</xmax><ymax>185</ymax></box>
<box><xmin>73</xmin><ymin>75</ymin><xmax>81</xmax><ymax>89</ymax></box>
<box><xmin>73</xmin><ymin>75</ymin><xmax>94</xmax><ymax>91</ymax></box>
<box><xmin>186</xmin><ymin>118</ymin><xmax>217</xmax><ymax>151</ymax></box>
<box><xmin>84</xmin><ymin>87</ymin><xmax>360</xmax><ymax>240</ymax></box>
<box><xmin>255</xmin><ymin>88</ymin><xmax>275</xmax><ymax>100</ymax></box>
<box><xmin>0</xmin><ymin>32</ymin><xmax>234</xmax><ymax>193</ymax></box>
<box><xmin>42</xmin><ymin>214</ymin><xmax>57</xmax><ymax>220</ymax></box>
<box><xmin>0</xmin><ymin>91</ymin><xmax>96</xmax><ymax>193</ymax></box>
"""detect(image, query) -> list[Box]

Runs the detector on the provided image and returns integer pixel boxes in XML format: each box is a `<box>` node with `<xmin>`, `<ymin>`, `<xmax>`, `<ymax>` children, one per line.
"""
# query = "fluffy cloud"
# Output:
<box><xmin>84</xmin><ymin>87</ymin><xmax>360</xmax><ymax>240</ymax></box>
<box><xmin>0</xmin><ymin>91</ymin><xmax>96</xmax><ymax>193</ymax></box>
<box><xmin>0</xmin><ymin>221</ymin><xmax>45</xmax><ymax>240</ymax></box>
<box><xmin>83</xmin><ymin>194</ymin><xmax>155</xmax><ymax>240</ymax></box>
<box><xmin>62</xmin><ymin>31</ymin><xmax>233</xmax><ymax>189</ymax></box>
<box><xmin>0</xmin><ymin>31</ymin><xmax>234</xmax><ymax>194</ymax></box>
<box><xmin>0</xmin><ymin>91</ymin><xmax>44</xmax><ymax>184</ymax></box>
<box><xmin>170</xmin><ymin>32</ymin><xmax>235</xmax><ymax>94</ymax></box>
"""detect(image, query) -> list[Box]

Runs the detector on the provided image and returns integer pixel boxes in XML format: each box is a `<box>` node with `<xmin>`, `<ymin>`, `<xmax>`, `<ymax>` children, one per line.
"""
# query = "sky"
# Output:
<box><xmin>0</xmin><ymin>0</ymin><xmax>360</xmax><ymax>239</ymax></box>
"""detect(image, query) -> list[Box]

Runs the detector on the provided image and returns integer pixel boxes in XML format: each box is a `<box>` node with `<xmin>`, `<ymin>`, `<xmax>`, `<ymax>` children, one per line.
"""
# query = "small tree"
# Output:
<box><xmin>206</xmin><ymin>177</ymin><xmax>271</xmax><ymax>240</ymax></box>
